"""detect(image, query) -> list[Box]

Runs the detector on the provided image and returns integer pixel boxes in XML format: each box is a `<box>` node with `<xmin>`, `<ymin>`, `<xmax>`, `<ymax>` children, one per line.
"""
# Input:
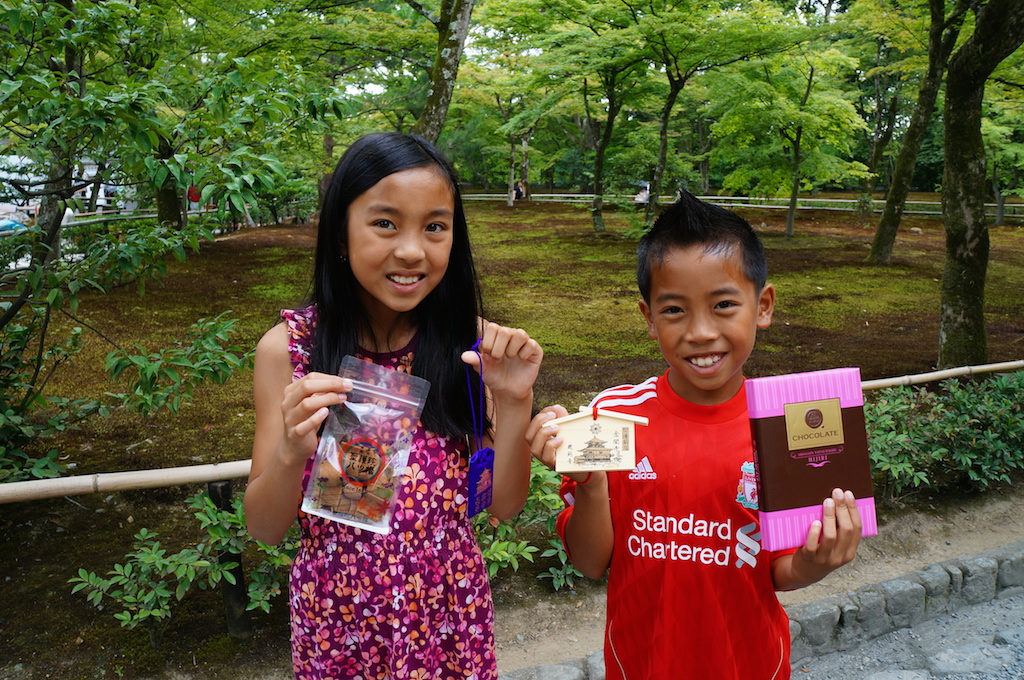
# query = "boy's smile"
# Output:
<box><xmin>639</xmin><ymin>243</ymin><xmax>774</xmax><ymax>406</ymax></box>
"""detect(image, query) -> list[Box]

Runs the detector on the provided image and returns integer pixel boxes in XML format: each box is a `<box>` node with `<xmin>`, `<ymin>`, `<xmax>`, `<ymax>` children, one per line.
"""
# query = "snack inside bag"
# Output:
<box><xmin>301</xmin><ymin>356</ymin><xmax>430</xmax><ymax>533</ymax></box>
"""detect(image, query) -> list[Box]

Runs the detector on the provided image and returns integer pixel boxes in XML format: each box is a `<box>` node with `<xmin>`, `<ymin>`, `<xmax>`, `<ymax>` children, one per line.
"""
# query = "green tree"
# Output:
<box><xmin>867</xmin><ymin>0</ymin><xmax>970</xmax><ymax>264</ymax></box>
<box><xmin>938</xmin><ymin>0</ymin><xmax>1024</xmax><ymax>368</ymax></box>
<box><xmin>981</xmin><ymin>65</ymin><xmax>1024</xmax><ymax>224</ymax></box>
<box><xmin>709</xmin><ymin>46</ymin><xmax>869</xmax><ymax>236</ymax></box>
<box><xmin>0</xmin><ymin>1</ymin><xmax>275</xmax><ymax>482</ymax></box>
<box><xmin>844</xmin><ymin>0</ymin><xmax>925</xmax><ymax>198</ymax></box>
<box><xmin>630</xmin><ymin>0</ymin><xmax>798</xmax><ymax>225</ymax></box>
<box><xmin>528</xmin><ymin>0</ymin><xmax>651</xmax><ymax>232</ymax></box>
<box><xmin>409</xmin><ymin>0</ymin><xmax>477</xmax><ymax>141</ymax></box>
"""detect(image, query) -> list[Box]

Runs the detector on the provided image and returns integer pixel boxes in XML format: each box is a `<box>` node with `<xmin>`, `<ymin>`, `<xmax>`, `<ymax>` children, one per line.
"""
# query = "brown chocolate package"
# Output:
<box><xmin>751</xmin><ymin>407</ymin><xmax>874</xmax><ymax>512</ymax></box>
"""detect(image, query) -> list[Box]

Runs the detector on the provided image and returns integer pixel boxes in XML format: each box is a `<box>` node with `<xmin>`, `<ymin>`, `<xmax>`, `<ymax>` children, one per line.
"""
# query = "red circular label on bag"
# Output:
<box><xmin>340</xmin><ymin>439</ymin><xmax>385</xmax><ymax>487</ymax></box>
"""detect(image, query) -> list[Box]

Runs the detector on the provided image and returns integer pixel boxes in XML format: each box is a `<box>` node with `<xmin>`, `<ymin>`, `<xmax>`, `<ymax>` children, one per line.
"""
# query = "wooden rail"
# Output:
<box><xmin>1</xmin><ymin>360</ymin><xmax>1022</xmax><ymax>505</ymax></box>
<box><xmin>0</xmin><ymin>460</ymin><xmax>250</xmax><ymax>504</ymax></box>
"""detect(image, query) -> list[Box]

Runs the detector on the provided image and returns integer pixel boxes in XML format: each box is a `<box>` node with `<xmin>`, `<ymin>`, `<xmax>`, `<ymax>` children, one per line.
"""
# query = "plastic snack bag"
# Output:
<box><xmin>301</xmin><ymin>355</ymin><xmax>430</xmax><ymax>533</ymax></box>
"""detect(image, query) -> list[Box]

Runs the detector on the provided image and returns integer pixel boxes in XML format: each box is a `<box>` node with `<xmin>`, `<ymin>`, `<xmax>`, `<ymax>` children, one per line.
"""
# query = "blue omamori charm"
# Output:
<box><xmin>467</xmin><ymin>446</ymin><xmax>494</xmax><ymax>516</ymax></box>
<box><xmin>465</xmin><ymin>339</ymin><xmax>495</xmax><ymax>516</ymax></box>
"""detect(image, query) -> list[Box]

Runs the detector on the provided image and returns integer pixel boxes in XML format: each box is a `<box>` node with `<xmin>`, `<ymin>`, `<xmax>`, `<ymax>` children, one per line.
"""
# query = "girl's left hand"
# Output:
<box><xmin>461</xmin><ymin>321</ymin><xmax>543</xmax><ymax>402</ymax></box>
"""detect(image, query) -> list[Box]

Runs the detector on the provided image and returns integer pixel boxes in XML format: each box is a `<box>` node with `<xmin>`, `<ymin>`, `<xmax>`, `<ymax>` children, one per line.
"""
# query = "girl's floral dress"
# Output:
<box><xmin>282</xmin><ymin>307</ymin><xmax>497</xmax><ymax>680</ymax></box>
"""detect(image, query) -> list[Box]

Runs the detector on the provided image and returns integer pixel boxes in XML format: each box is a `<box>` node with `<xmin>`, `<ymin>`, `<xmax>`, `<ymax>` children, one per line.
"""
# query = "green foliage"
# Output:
<box><xmin>69</xmin><ymin>461</ymin><xmax>575</xmax><ymax>649</ymax></box>
<box><xmin>254</xmin><ymin>170</ymin><xmax>319</xmax><ymax>225</ymax></box>
<box><xmin>105</xmin><ymin>312</ymin><xmax>254</xmax><ymax>416</ymax></box>
<box><xmin>865</xmin><ymin>371</ymin><xmax>1024</xmax><ymax>500</ymax></box>
<box><xmin>537</xmin><ymin>539</ymin><xmax>583</xmax><ymax>591</ymax></box>
<box><xmin>479</xmin><ymin>537</ymin><xmax>539</xmax><ymax>578</ymax></box>
<box><xmin>709</xmin><ymin>46</ymin><xmax>870</xmax><ymax>199</ymax></box>
<box><xmin>472</xmin><ymin>459</ymin><xmax>580</xmax><ymax>588</ymax></box>
<box><xmin>0</xmin><ymin>216</ymin><xmax>249</xmax><ymax>482</ymax></box>
<box><xmin>0</xmin><ymin>310</ymin><xmax>108</xmax><ymax>482</ymax></box>
<box><xmin>68</xmin><ymin>527</ymin><xmax>232</xmax><ymax>649</ymax></box>
<box><xmin>186</xmin><ymin>492</ymin><xmax>298</xmax><ymax>615</ymax></box>
<box><xmin>69</xmin><ymin>490</ymin><xmax>299</xmax><ymax>646</ymax></box>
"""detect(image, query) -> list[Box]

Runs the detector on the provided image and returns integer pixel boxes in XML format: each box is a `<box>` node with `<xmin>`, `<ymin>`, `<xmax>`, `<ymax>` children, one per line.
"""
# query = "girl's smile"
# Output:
<box><xmin>345</xmin><ymin>166</ymin><xmax>455</xmax><ymax>334</ymax></box>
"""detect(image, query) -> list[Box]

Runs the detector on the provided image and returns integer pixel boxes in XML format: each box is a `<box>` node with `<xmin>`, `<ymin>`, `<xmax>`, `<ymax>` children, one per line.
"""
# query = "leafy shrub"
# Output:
<box><xmin>1</xmin><ymin>217</ymin><xmax>242</xmax><ymax>483</ymax></box>
<box><xmin>471</xmin><ymin>459</ymin><xmax>574</xmax><ymax>583</ymax></box>
<box><xmin>187</xmin><ymin>490</ymin><xmax>298</xmax><ymax>614</ymax></box>
<box><xmin>69</xmin><ymin>527</ymin><xmax>233</xmax><ymax>649</ymax></box>
<box><xmin>537</xmin><ymin>539</ymin><xmax>583</xmax><ymax>591</ymax></box>
<box><xmin>105</xmin><ymin>311</ymin><xmax>253</xmax><ymax>415</ymax></box>
<box><xmin>1</xmin><ymin>311</ymin><xmax>109</xmax><ymax>482</ymax></box>
<box><xmin>865</xmin><ymin>371</ymin><xmax>1024</xmax><ymax>500</ymax></box>
<box><xmin>69</xmin><ymin>489</ymin><xmax>299</xmax><ymax>647</ymax></box>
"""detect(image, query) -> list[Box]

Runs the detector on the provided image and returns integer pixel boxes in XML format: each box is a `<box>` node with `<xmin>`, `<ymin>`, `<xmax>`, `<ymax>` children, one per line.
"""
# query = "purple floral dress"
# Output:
<box><xmin>282</xmin><ymin>307</ymin><xmax>497</xmax><ymax>680</ymax></box>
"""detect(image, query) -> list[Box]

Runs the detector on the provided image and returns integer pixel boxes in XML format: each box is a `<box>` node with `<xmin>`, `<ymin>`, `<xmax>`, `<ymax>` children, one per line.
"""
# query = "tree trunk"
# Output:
<box><xmin>695</xmin><ymin>117</ymin><xmax>710</xmax><ymax>194</ymax></box>
<box><xmin>990</xmin><ymin>165</ymin><xmax>1005</xmax><ymax>226</ymax></box>
<box><xmin>155</xmin><ymin>180</ymin><xmax>181</xmax><ymax>229</ymax></box>
<box><xmin>87</xmin><ymin>160</ymin><xmax>105</xmax><ymax>213</ymax></box>
<box><xmin>590</xmin><ymin>100</ymin><xmax>621</xmax><ymax>234</ymax></box>
<box><xmin>520</xmin><ymin>134</ymin><xmax>531</xmax><ymax>200</ymax></box>
<box><xmin>859</xmin><ymin>41</ymin><xmax>901</xmax><ymax>197</ymax></box>
<box><xmin>155</xmin><ymin>136</ymin><xmax>182</xmax><ymax>229</ymax></box>
<box><xmin>410</xmin><ymin>0</ymin><xmax>476</xmax><ymax>142</ymax></box>
<box><xmin>506</xmin><ymin>140</ymin><xmax>515</xmax><ymax>208</ymax></box>
<box><xmin>785</xmin><ymin>66</ymin><xmax>815</xmax><ymax>238</ymax></box>
<box><xmin>868</xmin><ymin>0</ymin><xmax>967</xmax><ymax>264</ymax></box>
<box><xmin>785</xmin><ymin>127</ymin><xmax>803</xmax><ymax>237</ymax></box>
<box><xmin>861</xmin><ymin>91</ymin><xmax>899</xmax><ymax>197</ymax></box>
<box><xmin>318</xmin><ymin>134</ymin><xmax>335</xmax><ymax>210</ymax></box>
<box><xmin>35</xmin><ymin>160</ymin><xmax>72</xmax><ymax>270</ymax></box>
<box><xmin>646</xmin><ymin>80</ymin><xmax>684</xmax><ymax>227</ymax></box>
<box><xmin>938</xmin><ymin>0</ymin><xmax>1024</xmax><ymax>369</ymax></box>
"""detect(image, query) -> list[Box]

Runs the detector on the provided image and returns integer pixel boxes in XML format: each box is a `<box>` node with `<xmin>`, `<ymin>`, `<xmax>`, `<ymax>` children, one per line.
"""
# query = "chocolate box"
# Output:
<box><xmin>745</xmin><ymin>367</ymin><xmax>877</xmax><ymax>551</ymax></box>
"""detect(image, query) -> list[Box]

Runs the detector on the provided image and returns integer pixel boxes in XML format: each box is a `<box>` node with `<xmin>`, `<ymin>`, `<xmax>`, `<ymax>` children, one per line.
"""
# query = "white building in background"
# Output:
<box><xmin>71</xmin><ymin>158</ymin><xmax>122</xmax><ymax>211</ymax></box>
<box><xmin>1</xmin><ymin>155</ymin><xmax>127</xmax><ymax>215</ymax></box>
<box><xmin>0</xmin><ymin>155</ymin><xmax>41</xmax><ymax>217</ymax></box>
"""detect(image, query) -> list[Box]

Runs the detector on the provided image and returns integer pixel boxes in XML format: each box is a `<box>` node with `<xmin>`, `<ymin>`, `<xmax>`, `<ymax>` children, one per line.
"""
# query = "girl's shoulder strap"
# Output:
<box><xmin>281</xmin><ymin>305</ymin><xmax>317</xmax><ymax>379</ymax></box>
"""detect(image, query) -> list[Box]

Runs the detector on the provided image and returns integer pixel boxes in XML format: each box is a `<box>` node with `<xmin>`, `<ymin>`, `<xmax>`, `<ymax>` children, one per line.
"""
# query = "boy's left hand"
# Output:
<box><xmin>773</xmin><ymin>488</ymin><xmax>862</xmax><ymax>591</ymax></box>
<box><xmin>461</xmin><ymin>320</ymin><xmax>543</xmax><ymax>402</ymax></box>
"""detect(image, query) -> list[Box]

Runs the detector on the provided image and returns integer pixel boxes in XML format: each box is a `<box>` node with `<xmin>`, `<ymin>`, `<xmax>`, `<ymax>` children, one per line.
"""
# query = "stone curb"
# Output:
<box><xmin>498</xmin><ymin>540</ymin><xmax>1024</xmax><ymax>680</ymax></box>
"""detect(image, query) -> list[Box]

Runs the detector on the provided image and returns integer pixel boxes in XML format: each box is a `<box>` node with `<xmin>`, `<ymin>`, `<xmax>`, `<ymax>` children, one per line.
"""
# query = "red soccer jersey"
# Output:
<box><xmin>558</xmin><ymin>374</ymin><xmax>793</xmax><ymax>680</ymax></box>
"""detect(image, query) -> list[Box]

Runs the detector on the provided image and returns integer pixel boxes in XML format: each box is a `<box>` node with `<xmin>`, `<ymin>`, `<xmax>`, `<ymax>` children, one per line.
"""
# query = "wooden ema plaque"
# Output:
<box><xmin>746</xmin><ymin>367</ymin><xmax>877</xmax><ymax>551</ymax></box>
<box><xmin>551</xmin><ymin>408</ymin><xmax>649</xmax><ymax>473</ymax></box>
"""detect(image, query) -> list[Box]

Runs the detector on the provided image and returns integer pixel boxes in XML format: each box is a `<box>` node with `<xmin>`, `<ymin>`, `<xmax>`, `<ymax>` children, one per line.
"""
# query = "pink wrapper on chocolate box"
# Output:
<box><xmin>746</xmin><ymin>367</ymin><xmax>877</xmax><ymax>552</ymax></box>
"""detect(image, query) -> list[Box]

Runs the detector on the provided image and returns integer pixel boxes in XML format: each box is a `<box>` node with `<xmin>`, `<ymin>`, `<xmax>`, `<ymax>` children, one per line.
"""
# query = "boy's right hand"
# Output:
<box><xmin>527</xmin><ymin>405</ymin><xmax>593</xmax><ymax>485</ymax></box>
<box><xmin>527</xmin><ymin>405</ymin><xmax>568</xmax><ymax>470</ymax></box>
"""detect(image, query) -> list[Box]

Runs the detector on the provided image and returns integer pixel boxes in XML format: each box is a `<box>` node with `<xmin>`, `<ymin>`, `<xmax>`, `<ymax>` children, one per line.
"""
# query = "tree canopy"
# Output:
<box><xmin>2</xmin><ymin>0</ymin><xmax>1023</xmax><ymax>482</ymax></box>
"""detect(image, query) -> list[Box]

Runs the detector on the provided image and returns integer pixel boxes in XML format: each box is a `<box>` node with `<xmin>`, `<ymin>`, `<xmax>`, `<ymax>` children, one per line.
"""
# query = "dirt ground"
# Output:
<box><xmin>492</xmin><ymin>482</ymin><xmax>1024</xmax><ymax>672</ymax></box>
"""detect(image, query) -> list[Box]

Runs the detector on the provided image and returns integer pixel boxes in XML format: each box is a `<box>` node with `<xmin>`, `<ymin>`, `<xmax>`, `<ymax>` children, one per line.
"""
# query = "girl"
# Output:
<box><xmin>246</xmin><ymin>132</ymin><xmax>543</xmax><ymax>679</ymax></box>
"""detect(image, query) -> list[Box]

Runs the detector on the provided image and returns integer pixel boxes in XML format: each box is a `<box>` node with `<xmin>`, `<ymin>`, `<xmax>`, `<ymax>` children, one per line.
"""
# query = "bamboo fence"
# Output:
<box><xmin>2</xmin><ymin>359</ymin><xmax>1022</xmax><ymax>505</ymax></box>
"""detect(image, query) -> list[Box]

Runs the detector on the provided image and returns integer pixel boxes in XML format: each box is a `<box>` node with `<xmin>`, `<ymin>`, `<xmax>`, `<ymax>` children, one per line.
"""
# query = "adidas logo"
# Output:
<box><xmin>628</xmin><ymin>457</ymin><xmax>657</xmax><ymax>480</ymax></box>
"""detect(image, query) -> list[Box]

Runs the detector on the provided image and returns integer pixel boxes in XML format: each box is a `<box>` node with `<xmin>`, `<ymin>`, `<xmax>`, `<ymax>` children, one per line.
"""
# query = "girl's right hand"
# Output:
<box><xmin>278</xmin><ymin>372</ymin><xmax>353</xmax><ymax>466</ymax></box>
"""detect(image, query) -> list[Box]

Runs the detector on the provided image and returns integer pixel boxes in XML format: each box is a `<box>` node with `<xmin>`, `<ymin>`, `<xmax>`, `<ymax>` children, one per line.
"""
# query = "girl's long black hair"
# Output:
<box><xmin>309</xmin><ymin>132</ymin><xmax>486</xmax><ymax>439</ymax></box>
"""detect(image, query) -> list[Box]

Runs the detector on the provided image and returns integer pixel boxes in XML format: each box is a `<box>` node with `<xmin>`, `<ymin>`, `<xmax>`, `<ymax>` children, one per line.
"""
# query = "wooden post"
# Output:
<box><xmin>207</xmin><ymin>480</ymin><xmax>253</xmax><ymax>640</ymax></box>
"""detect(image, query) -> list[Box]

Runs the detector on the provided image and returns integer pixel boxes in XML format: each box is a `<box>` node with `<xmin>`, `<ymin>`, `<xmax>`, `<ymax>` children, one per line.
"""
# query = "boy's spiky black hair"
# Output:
<box><xmin>636</xmin><ymin>190</ymin><xmax>768</xmax><ymax>302</ymax></box>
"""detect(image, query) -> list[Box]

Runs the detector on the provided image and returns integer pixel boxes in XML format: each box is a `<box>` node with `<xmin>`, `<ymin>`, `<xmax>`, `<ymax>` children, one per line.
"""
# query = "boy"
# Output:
<box><xmin>527</xmin><ymin>191</ymin><xmax>862</xmax><ymax>679</ymax></box>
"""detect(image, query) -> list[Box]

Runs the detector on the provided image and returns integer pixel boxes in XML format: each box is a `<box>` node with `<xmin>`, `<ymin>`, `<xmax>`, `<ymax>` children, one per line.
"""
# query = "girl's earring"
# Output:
<box><xmin>340</xmin><ymin>254</ymin><xmax>348</xmax><ymax>263</ymax></box>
